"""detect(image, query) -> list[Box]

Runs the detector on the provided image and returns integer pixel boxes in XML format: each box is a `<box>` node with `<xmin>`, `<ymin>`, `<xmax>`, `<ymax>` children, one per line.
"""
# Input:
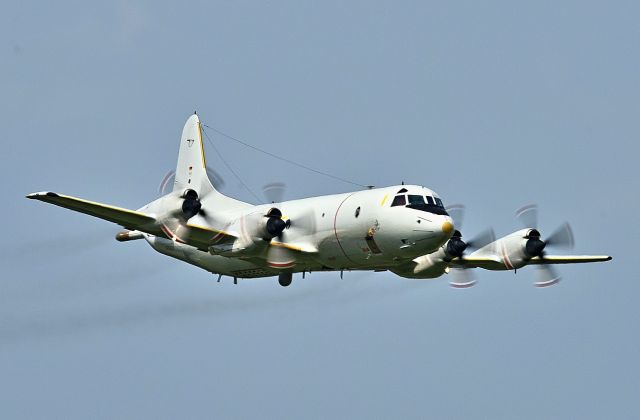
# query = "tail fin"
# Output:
<box><xmin>172</xmin><ymin>114</ymin><xmax>252</xmax><ymax>212</ymax></box>
<box><xmin>173</xmin><ymin>113</ymin><xmax>215</xmax><ymax>196</ymax></box>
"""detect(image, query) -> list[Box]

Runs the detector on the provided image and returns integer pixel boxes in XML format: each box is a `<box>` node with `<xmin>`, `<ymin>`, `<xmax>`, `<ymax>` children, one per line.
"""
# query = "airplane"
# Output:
<box><xmin>26</xmin><ymin>113</ymin><xmax>611</xmax><ymax>288</ymax></box>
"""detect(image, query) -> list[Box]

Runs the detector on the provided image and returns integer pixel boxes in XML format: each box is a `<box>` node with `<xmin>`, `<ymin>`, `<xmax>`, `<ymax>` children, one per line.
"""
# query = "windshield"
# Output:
<box><xmin>405</xmin><ymin>195</ymin><xmax>449</xmax><ymax>216</ymax></box>
<box><xmin>408</xmin><ymin>195</ymin><xmax>425</xmax><ymax>205</ymax></box>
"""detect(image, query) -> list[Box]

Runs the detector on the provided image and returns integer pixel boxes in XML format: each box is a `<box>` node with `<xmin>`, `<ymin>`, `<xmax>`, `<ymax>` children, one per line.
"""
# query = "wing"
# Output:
<box><xmin>451</xmin><ymin>255</ymin><xmax>611</xmax><ymax>269</ymax></box>
<box><xmin>526</xmin><ymin>255</ymin><xmax>612</xmax><ymax>265</ymax></box>
<box><xmin>26</xmin><ymin>191</ymin><xmax>237</xmax><ymax>251</ymax></box>
<box><xmin>27</xmin><ymin>191</ymin><xmax>160</xmax><ymax>232</ymax></box>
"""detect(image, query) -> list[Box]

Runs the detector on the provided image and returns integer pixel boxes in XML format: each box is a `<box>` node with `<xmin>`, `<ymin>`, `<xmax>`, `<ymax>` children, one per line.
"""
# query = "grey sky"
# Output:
<box><xmin>1</xmin><ymin>1</ymin><xmax>638</xmax><ymax>419</ymax></box>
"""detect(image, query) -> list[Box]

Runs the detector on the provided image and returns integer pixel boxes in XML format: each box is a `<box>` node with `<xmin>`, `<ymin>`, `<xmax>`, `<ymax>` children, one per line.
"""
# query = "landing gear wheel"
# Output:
<box><xmin>278</xmin><ymin>273</ymin><xmax>293</xmax><ymax>287</ymax></box>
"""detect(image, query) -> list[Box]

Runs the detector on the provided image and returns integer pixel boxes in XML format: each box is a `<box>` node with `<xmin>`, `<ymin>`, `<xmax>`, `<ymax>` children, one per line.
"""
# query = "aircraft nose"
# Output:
<box><xmin>441</xmin><ymin>220</ymin><xmax>454</xmax><ymax>235</ymax></box>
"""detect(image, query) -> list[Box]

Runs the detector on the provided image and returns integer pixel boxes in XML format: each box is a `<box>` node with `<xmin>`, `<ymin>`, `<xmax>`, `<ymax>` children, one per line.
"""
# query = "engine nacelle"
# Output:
<box><xmin>494</xmin><ymin>228</ymin><xmax>541</xmax><ymax>270</ymax></box>
<box><xmin>209</xmin><ymin>208</ymin><xmax>286</xmax><ymax>257</ymax></box>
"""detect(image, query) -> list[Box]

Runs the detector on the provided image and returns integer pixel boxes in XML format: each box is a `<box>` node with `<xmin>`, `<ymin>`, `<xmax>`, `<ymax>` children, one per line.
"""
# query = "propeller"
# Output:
<box><xmin>161</xmin><ymin>167</ymin><xmax>287</xmax><ymax>206</ymax></box>
<box><xmin>181</xmin><ymin>189</ymin><xmax>202</xmax><ymax>219</ymax></box>
<box><xmin>534</xmin><ymin>265</ymin><xmax>561</xmax><ymax>288</ymax></box>
<box><xmin>546</xmin><ymin>222</ymin><xmax>575</xmax><ymax>249</ymax></box>
<box><xmin>446</xmin><ymin>229</ymin><xmax>495</xmax><ymax>288</ymax></box>
<box><xmin>515</xmin><ymin>204</ymin><xmax>575</xmax><ymax>287</ymax></box>
<box><xmin>444</xmin><ymin>206</ymin><xmax>496</xmax><ymax>260</ymax></box>
<box><xmin>158</xmin><ymin>186</ymin><xmax>220</xmax><ymax>244</ymax></box>
<box><xmin>284</xmin><ymin>209</ymin><xmax>316</xmax><ymax>238</ymax></box>
<box><xmin>157</xmin><ymin>167</ymin><xmax>223</xmax><ymax>233</ymax></box>
<box><xmin>265</xmin><ymin>210</ymin><xmax>287</xmax><ymax>239</ymax></box>
<box><xmin>158</xmin><ymin>167</ymin><xmax>226</xmax><ymax>196</ymax></box>
<box><xmin>516</xmin><ymin>205</ymin><xmax>574</xmax><ymax>257</ymax></box>
<box><xmin>262</xmin><ymin>182</ymin><xmax>287</xmax><ymax>204</ymax></box>
<box><xmin>446</xmin><ymin>204</ymin><xmax>465</xmax><ymax>231</ymax></box>
<box><xmin>444</xmin><ymin>205</ymin><xmax>495</xmax><ymax>288</ymax></box>
<box><xmin>179</xmin><ymin>188</ymin><xmax>217</xmax><ymax>223</ymax></box>
<box><xmin>265</xmin><ymin>207</ymin><xmax>317</xmax><ymax>269</ymax></box>
<box><xmin>266</xmin><ymin>244</ymin><xmax>296</xmax><ymax>270</ymax></box>
<box><xmin>449</xmin><ymin>267</ymin><xmax>477</xmax><ymax>288</ymax></box>
<box><xmin>515</xmin><ymin>204</ymin><xmax>538</xmax><ymax>230</ymax></box>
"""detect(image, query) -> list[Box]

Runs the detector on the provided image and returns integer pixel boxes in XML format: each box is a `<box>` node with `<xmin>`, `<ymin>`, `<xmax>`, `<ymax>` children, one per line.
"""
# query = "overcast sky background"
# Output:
<box><xmin>1</xmin><ymin>1</ymin><xmax>638</xmax><ymax>419</ymax></box>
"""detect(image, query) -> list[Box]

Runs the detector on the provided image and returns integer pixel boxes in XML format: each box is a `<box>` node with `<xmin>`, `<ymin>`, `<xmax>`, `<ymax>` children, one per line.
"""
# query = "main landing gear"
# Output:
<box><xmin>278</xmin><ymin>272</ymin><xmax>293</xmax><ymax>287</ymax></box>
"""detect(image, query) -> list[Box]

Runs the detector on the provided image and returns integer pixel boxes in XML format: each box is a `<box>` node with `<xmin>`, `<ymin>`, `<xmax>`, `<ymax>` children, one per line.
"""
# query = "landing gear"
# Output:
<box><xmin>278</xmin><ymin>272</ymin><xmax>293</xmax><ymax>287</ymax></box>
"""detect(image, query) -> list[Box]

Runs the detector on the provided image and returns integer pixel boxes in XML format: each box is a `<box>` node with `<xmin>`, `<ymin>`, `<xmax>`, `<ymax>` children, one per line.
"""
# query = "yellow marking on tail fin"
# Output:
<box><xmin>198</xmin><ymin>122</ymin><xmax>206</xmax><ymax>168</ymax></box>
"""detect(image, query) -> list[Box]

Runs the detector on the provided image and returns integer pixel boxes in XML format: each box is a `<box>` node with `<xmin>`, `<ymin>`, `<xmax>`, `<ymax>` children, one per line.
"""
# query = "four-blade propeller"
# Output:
<box><xmin>445</xmin><ymin>204</ymin><xmax>496</xmax><ymax>288</ymax></box>
<box><xmin>516</xmin><ymin>204</ymin><xmax>575</xmax><ymax>287</ymax></box>
<box><xmin>265</xmin><ymin>207</ymin><xmax>316</xmax><ymax>269</ymax></box>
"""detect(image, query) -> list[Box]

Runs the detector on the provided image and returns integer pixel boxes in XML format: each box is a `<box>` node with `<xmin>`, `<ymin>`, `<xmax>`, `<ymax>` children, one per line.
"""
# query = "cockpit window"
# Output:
<box><xmin>408</xmin><ymin>195</ymin><xmax>425</xmax><ymax>205</ymax></box>
<box><xmin>391</xmin><ymin>195</ymin><xmax>406</xmax><ymax>207</ymax></box>
<box><xmin>405</xmin><ymin>194</ymin><xmax>449</xmax><ymax>216</ymax></box>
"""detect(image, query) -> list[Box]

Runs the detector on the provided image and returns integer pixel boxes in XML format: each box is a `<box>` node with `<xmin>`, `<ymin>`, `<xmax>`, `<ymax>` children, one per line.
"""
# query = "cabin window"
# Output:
<box><xmin>391</xmin><ymin>195</ymin><xmax>406</xmax><ymax>207</ymax></box>
<box><xmin>408</xmin><ymin>195</ymin><xmax>425</xmax><ymax>205</ymax></box>
<box><xmin>425</xmin><ymin>196</ymin><xmax>435</xmax><ymax>205</ymax></box>
<box><xmin>355</xmin><ymin>206</ymin><xmax>361</xmax><ymax>218</ymax></box>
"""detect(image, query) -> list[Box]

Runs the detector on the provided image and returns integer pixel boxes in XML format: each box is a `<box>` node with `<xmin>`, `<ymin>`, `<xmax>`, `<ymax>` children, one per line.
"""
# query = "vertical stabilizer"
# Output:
<box><xmin>173</xmin><ymin>114</ymin><xmax>215</xmax><ymax>196</ymax></box>
<box><xmin>171</xmin><ymin>114</ymin><xmax>252</xmax><ymax>214</ymax></box>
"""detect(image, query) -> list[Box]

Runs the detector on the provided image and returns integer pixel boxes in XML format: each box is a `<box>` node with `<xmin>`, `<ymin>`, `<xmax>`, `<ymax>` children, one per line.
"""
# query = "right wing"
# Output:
<box><xmin>451</xmin><ymin>255</ymin><xmax>612</xmax><ymax>269</ymax></box>
<box><xmin>525</xmin><ymin>255</ymin><xmax>612</xmax><ymax>265</ymax></box>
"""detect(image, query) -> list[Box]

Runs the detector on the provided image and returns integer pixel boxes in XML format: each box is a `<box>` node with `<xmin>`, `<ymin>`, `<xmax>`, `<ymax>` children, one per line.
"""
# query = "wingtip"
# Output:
<box><xmin>25</xmin><ymin>191</ymin><xmax>59</xmax><ymax>199</ymax></box>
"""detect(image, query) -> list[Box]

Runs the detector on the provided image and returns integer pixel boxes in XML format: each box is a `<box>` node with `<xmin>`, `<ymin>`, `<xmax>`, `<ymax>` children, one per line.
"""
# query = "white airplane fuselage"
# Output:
<box><xmin>142</xmin><ymin>184</ymin><xmax>454</xmax><ymax>279</ymax></box>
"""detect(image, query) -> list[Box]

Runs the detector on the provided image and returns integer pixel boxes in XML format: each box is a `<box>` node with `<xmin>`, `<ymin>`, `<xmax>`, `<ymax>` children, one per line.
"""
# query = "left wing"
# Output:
<box><xmin>27</xmin><ymin>192</ymin><xmax>160</xmax><ymax>232</ymax></box>
<box><xmin>26</xmin><ymin>191</ymin><xmax>237</xmax><ymax>251</ymax></box>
